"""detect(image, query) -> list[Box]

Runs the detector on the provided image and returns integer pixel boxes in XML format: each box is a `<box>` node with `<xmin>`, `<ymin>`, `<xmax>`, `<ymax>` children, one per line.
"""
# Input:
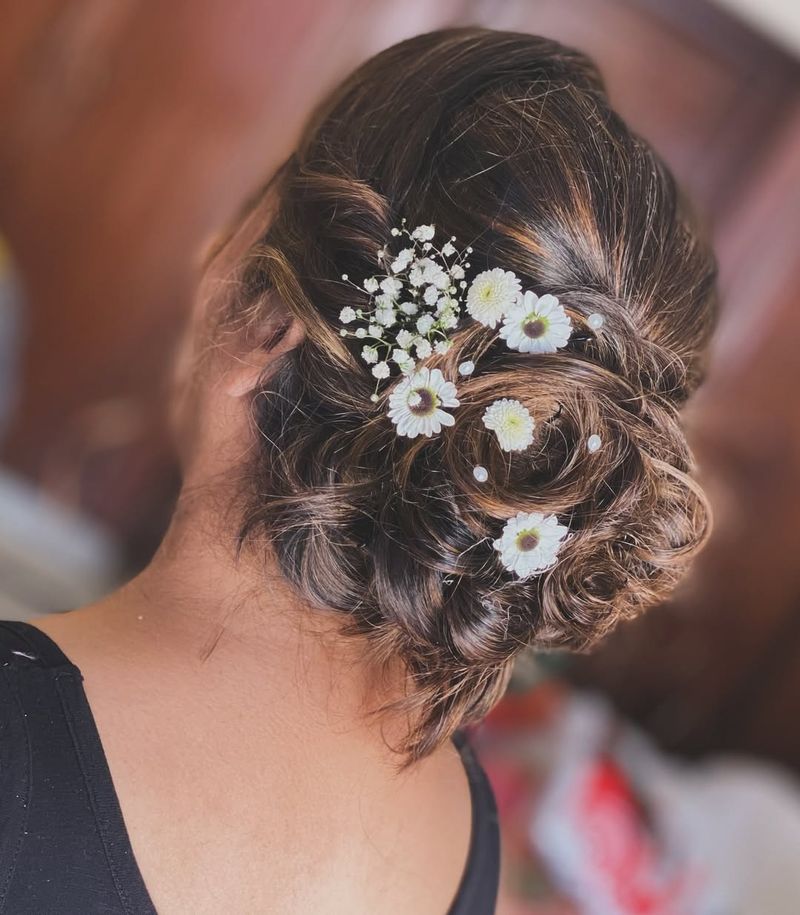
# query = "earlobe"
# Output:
<box><xmin>267</xmin><ymin>317</ymin><xmax>306</xmax><ymax>357</ymax></box>
<box><xmin>224</xmin><ymin>317</ymin><xmax>305</xmax><ymax>398</ymax></box>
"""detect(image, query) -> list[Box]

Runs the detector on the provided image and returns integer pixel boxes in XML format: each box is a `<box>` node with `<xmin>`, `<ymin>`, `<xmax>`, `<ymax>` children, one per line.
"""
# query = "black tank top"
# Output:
<box><xmin>0</xmin><ymin>620</ymin><xmax>499</xmax><ymax>914</ymax></box>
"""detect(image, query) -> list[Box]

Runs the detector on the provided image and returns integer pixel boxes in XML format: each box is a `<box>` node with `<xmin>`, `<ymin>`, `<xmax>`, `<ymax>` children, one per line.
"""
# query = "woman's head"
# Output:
<box><xmin>181</xmin><ymin>28</ymin><xmax>717</xmax><ymax>760</ymax></box>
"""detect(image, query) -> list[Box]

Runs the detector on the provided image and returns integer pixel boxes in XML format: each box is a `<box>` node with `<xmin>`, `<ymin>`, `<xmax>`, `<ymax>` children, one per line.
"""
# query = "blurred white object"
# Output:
<box><xmin>712</xmin><ymin>0</ymin><xmax>800</xmax><ymax>57</ymax></box>
<box><xmin>531</xmin><ymin>693</ymin><xmax>800</xmax><ymax>915</ymax></box>
<box><xmin>0</xmin><ymin>467</ymin><xmax>121</xmax><ymax>619</ymax></box>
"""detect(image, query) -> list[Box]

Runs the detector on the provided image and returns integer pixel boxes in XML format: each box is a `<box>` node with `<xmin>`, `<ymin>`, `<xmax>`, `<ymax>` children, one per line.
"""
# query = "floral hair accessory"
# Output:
<box><xmin>338</xmin><ymin>221</ymin><xmax>468</xmax><ymax>391</ymax></box>
<box><xmin>493</xmin><ymin>512</ymin><xmax>569</xmax><ymax>578</ymax></box>
<box><xmin>338</xmin><ymin>220</ymin><xmax>577</xmax><ymax>578</ymax></box>
<box><xmin>466</xmin><ymin>268</ymin><xmax>521</xmax><ymax>328</ymax></box>
<box><xmin>388</xmin><ymin>367</ymin><xmax>459</xmax><ymax>438</ymax></box>
<box><xmin>499</xmin><ymin>292</ymin><xmax>572</xmax><ymax>354</ymax></box>
<box><xmin>482</xmin><ymin>399</ymin><xmax>535</xmax><ymax>452</ymax></box>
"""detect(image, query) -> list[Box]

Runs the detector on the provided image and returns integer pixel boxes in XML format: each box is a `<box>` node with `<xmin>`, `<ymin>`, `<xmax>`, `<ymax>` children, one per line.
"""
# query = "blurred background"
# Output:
<box><xmin>1</xmin><ymin>1</ymin><xmax>799</xmax><ymax>912</ymax></box>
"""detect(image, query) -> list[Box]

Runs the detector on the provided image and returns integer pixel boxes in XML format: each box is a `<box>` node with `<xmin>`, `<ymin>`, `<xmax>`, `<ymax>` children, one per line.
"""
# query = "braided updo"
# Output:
<box><xmin>232</xmin><ymin>28</ymin><xmax>717</xmax><ymax>759</ymax></box>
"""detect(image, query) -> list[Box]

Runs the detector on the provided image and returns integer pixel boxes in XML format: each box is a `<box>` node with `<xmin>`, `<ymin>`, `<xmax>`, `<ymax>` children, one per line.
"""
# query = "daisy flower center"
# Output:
<box><xmin>408</xmin><ymin>387</ymin><xmax>437</xmax><ymax>416</ymax></box>
<box><xmin>503</xmin><ymin>414</ymin><xmax>526</xmax><ymax>435</ymax></box>
<box><xmin>515</xmin><ymin>530</ymin><xmax>541</xmax><ymax>552</ymax></box>
<box><xmin>523</xmin><ymin>315</ymin><xmax>548</xmax><ymax>339</ymax></box>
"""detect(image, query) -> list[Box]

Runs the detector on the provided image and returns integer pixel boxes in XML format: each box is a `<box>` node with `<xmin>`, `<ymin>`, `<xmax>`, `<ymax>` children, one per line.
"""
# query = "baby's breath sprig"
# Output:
<box><xmin>338</xmin><ymin>221</ymin><xmax>474</xmax><ymax>398</ymax></box>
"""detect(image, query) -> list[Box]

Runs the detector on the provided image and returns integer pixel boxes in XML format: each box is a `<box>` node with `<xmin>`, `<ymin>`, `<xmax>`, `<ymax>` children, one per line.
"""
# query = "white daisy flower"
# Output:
<box><xmin>482</xmin><ymin>399</ymin><xmax>535</xmax><ymax>452</ymax></box>
<box><xmin>442</xmin><ymin>241</ymin><xmax>456</xmax><ymax>257</ymax></box>
<box><xmin>499</xmin><ymin>291</ymin><xmax>572</xmax><ymax>354</ymax></box>
<box><xmin>439</xmin><ymin>309</ymin><xmax>459</xmax><ymax>330</ymax></box>
<box><xmin>415</xmin><ymin>338</ymin><xmax>432</xmax><ymax>359</ymax></box>
<box><xmin>416</xmin><ymin>314</ymin><xmax>435</xmax><ymax>335</ymax></box>
<box><xmin>380</xmin><ymin>277</ymin><xmax>403</xmax><ymax>298</ymax></box>
<box><xmin>466</xmin><ymin>268</ymin><xmax>521</xmax><ymax>328</ymax></box>
<box><xmin>375</xmin><ymin>293</ymin><xmax>394</xmax><ymax>309</ymax></box>
<box><xmin>387</xmin><ymin>367</ymin><xmax>459</xmax><ymax>438</ymax></box>
<box><xmin>363</xmin><ymin>277</ymin><xmax>379</xmax><ymax>293</ymax></box>
<box><xmin>400</xmin><ymin>301</ymin><xmax>419</xmax><ymax>316</ymax></box>
<box><xmin>411</xmin><ymin>224</ymin><xmax>435</xmax><ymax>242</ymax></box>
<box><xmin>494</xmin><ymin>512</ymin><xmax>569</xmax><ymax>578</ymax></box>
<box><xmin>355</xmin><ymin>328</ymin><xmax>367</xmax><ymax>339</ymax></box>
<box><xmin>368</xmin><ymin>324</ymin><xmax>382</xmax><ymax>338</ymax></box>
<box><xmin>434</xmin><ymin>339</ymin><xmax>453</xmax><ymax>355</ymax></box>
<box><xmin>436</xmin><ymin>296</ymin><xmax>455</xmax><ymax>314</ymax></box>
<box><xmin>361</xmin><ymin>345</ymin><xmax>379</xmax><ymax>364</ymax></box>
<box><xmin>450</xmin><ymin>264</ymin><xmax>465</xmax><ymax>280</ymax></box>
<box><xmin>339</xmin><ymin>307</ymin><xmax>356</xmax><ymax>324</ymax></box>
<box><xmin>372</xmin><ymin>361</ymin><xmax>391</xmax><ymax>379</ymax></box>
<box><xmin>396</xmin><ymin>329</ymin><xmax>415</xmax><ymax>349</ymax></box>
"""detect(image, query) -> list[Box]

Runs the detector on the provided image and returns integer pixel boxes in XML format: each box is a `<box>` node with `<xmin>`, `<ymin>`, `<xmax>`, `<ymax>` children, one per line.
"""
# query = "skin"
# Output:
<box><xmin>32</xmin><ymin>200</ymin><xmax>474</xmax><ymax>914</ymax></box>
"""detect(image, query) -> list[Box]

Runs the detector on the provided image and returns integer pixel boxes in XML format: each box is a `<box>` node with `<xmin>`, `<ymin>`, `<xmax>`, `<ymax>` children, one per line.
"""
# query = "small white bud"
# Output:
<box><xmin>587</xmin><ymin>313</ymin><xmax>605</xmax><ymax>330</ymax></box>
<box><xmin>473</xmin><ymin>466</ymin><xmax>489</xmax><ymax>483</ymax></box>
<box><xmin>587</xmin><ymin>434</ymin><xmax>602</xmax><ymax>452</ymax></box>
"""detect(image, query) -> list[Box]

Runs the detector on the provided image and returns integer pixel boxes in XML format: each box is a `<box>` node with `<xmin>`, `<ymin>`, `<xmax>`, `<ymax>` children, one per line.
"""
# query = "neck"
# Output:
<box><xmin>85</xmin><ymin>480</ymin><xmax>401</xmax><ymax>752</ymax></box>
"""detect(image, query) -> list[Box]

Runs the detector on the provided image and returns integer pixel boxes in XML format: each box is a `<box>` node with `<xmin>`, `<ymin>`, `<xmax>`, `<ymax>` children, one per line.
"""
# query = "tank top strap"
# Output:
<box><xmin>0</xmin><ymin>619</ymin><xmax>73</xmax><ymax>668</ymax></box>
<box><xmin>449</xmin><ymin>730</ymin><xmax>500</xmax><ymax>914</ymax></box>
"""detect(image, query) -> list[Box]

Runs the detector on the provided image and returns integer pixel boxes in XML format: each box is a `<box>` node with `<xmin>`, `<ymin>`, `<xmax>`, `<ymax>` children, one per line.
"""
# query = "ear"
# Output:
<box><xmin>223</xmin><ymin>316</ymin><xmax>305</xmax><ymax>398</ymax></box>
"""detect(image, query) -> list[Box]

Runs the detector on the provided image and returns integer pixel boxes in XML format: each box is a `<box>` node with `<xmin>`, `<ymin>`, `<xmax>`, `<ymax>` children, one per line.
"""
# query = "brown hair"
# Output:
<box><xmin>231</xmin><ymin>28</ymin><xmax>716</xmax><ymax>760</ymax></box>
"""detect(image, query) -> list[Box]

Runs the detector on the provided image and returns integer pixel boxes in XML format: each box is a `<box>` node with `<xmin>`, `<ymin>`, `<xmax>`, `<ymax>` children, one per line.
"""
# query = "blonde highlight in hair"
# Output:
<box><xmin>232</xmin><ymin>28</ymin><xmax>717</xmax><ymax>760</ymax></box>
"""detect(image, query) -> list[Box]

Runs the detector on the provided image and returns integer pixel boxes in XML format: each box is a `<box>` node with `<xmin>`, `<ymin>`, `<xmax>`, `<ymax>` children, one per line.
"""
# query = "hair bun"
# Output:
<box><xmin>233</xmin><ymin>28</ymin><xmax>716</xmax><ymax>760</ymax></box>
